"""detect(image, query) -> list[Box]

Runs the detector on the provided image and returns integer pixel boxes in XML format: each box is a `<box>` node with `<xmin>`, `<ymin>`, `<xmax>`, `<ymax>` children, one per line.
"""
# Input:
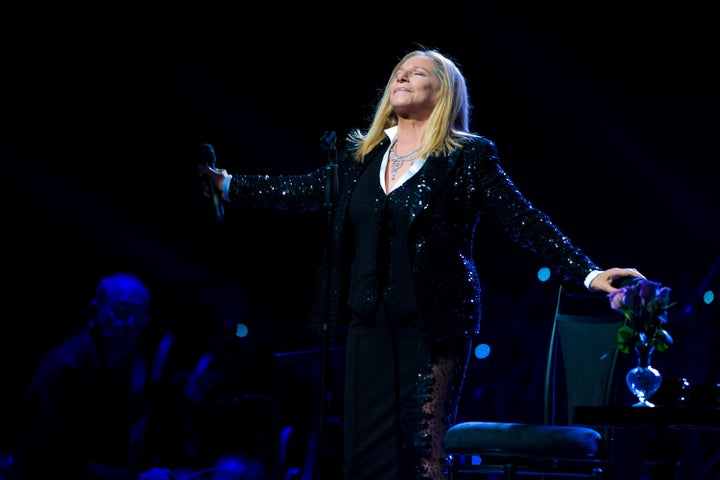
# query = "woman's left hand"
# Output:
<box><xmin>589</xmin><ymin>267</ymin><xmax>646</xmax><ymax>293</ymax></box>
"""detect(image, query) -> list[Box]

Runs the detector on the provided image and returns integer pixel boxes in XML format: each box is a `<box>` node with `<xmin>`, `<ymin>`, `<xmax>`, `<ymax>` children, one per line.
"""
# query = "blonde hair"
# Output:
<box><xmin>350</xmin><ymin>49</ymin><xmax>474</xmax><ymax>162</ymax></box>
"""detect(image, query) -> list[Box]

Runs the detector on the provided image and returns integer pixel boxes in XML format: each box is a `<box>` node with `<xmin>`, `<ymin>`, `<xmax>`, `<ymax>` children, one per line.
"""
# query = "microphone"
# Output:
<box><xmin>319</xmin><ymin>131</ymin><xmax>338</xmax><ymax>209</ymax></box>
<box><xmin>319</xmin><ymin>130</ymin><xmax>337</xmax><ymax>152</ymax></box>
<box><xmin>199</xmin><ymin>143</ymin><xmax>225</xmax><ymax>222</ymax></box>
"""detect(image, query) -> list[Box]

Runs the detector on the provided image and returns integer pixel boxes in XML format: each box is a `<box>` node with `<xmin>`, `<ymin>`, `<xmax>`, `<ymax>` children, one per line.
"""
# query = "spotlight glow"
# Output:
<box><xmin>474</xmin><ymin>343</ymin><xmax>491</xmax><ymax>359</ymax></box>
<box><xmin>235</xmin><ymin>323</ymin><xmax>249</xmax><ymax>338</ymax></box>
<box><xmin>537</xmin><ymin>267</ymin><xmax>551</xmax><ymax>282</ymax></box>
<box><xmin>703</xmin><ymin>290</ymin><xmax>715</xmax><ymax>305</ymax></box>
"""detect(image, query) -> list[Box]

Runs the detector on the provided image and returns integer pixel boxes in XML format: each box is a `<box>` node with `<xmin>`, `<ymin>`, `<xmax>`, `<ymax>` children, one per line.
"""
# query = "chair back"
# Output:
<box><xmin>544</xmin><ymin>285</ymin><xmax>625</xmax><ymax>426</ymax></box>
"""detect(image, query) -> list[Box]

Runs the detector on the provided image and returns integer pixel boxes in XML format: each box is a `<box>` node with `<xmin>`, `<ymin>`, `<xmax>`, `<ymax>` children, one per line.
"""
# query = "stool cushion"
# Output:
<box><xmin>443</xmin><ymin>422</ymin><xmax>601</xmax><ymax>457</ymax></box>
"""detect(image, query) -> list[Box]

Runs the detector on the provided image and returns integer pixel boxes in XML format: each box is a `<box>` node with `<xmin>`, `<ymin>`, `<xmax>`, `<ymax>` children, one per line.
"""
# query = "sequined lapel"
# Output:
<box><xmin>404</xmin><ymin>147</ymin><xmax>458</xmax><ymax>224</ymax></box>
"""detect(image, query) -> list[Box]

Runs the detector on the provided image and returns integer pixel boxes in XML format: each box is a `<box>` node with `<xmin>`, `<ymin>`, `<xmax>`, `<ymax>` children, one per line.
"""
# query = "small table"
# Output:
<box><xmin>573</xmin><ymin>405</ymin><xmax>720</xmax><ymax>480</ymax></box>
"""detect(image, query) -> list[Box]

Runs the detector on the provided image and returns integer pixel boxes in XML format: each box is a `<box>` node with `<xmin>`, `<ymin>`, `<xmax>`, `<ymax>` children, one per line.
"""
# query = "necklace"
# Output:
<box><xmin>388</xmin><ymin>140</ymin><xmax>421</xmax><ymax>181</ymax></box>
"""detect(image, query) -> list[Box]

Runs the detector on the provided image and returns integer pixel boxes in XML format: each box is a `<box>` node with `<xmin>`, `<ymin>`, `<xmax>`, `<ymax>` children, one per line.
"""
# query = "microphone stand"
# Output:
<box><xmin>315</xmin><ymin>130</ymin><xmax>338</xmax><ymax>480</ymax></box>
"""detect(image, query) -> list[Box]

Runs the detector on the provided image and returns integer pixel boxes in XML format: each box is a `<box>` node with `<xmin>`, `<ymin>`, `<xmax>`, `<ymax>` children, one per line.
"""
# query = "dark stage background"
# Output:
<box><xmin>2</xmin><ymin>3</ymin><xmax>719</xmax><ymax>479</ymax></box>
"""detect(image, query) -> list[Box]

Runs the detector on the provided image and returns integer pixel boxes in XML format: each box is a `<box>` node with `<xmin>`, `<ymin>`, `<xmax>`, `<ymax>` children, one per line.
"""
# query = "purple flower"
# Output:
<box><xmin>607</xmin><ymin>278</ymin><xmax>675</xmax><ymax>354</ymax></box>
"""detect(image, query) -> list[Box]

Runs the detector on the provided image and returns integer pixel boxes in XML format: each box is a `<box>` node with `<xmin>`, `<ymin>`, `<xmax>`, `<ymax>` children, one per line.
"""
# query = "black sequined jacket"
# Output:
<box><xmin>227</xmin><ymin>134</ymin><xmax>600</xmax><ymax>344</ymax></box>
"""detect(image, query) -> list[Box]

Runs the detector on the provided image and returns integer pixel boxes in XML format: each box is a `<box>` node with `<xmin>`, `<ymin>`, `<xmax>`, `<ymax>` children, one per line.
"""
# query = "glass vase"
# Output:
<box><xmin>626</xmin><ymin>343</ymin><xmax>663</xmax><ymax>407</ymax></box>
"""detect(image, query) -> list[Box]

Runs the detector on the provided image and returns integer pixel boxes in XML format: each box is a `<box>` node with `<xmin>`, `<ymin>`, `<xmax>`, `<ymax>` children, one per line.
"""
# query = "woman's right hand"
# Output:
<box><xmin>197</xmin><ymin>163</ymin><xmax>228</xmax><ymax>200</ymax></box>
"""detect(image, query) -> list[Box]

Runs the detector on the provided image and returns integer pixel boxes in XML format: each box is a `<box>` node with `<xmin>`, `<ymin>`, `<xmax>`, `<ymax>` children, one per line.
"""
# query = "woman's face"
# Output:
<box><xmin>389</xmin><ymin>55</ymin><xmax>441</xmax><ymax>120</ymax></box>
